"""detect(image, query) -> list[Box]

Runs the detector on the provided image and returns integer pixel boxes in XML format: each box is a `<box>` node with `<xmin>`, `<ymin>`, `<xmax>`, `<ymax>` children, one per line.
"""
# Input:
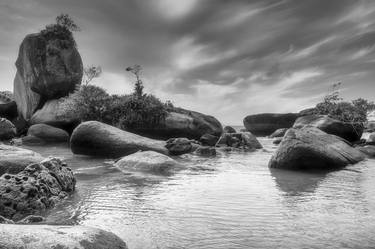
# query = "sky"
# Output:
<box><xmin>1</xmin><ymin>0</ymin><xmax>375</xmax><ymax>125</ymax></box>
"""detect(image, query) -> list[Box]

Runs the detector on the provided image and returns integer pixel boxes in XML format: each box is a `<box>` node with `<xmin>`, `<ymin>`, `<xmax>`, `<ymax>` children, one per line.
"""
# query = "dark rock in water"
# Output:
<box><xmin>269</xmin><ymin>127</ymin><xmax>365</xmax><ymax>171</ymax></box>
<box><xmin>194</xmin><ymin>146</ymin><xmax>216</xmax><ymax>157</ymax></box>
<box><xmin>243</xmin><ymin>113</ymin><xmax>299</xmax><ymax>136</ymax></box>
<box><xmin>366</xmin><ymin>132</ymin><xmax>375</xmax><ymax>145</ymax></box>
<box><xmin>0</xmin><ymin>101</ymin><xmax>17</xmax><ymax>120</ymax></box>
<box><xmin>357</xmin><ymin>145</ymin><xmax>375</xmax><ymax>158</ymax></box>
<box><xmin>0</xmin><ymin>224</ymin><xmax>128</xmax><ymax>249</ymax></box>
<box><xmin>217</xmin><ymin>132</ymin><xmax>262</xmax><ymax>150</ymax></box>
<box><xmin>293</xmin><ymin>115</ymin><xmax>363</xmax><ymax>143</ymax></box>
<box><xmin>71</xmin><ymin>121</ymin><xmax>168</xmax><ymax>158</ymax></box>
<box><xmin>27</xmin><ymin>124</ymin><xmax>69</xmax><ymax>143</ymax></box>
<box><xmin>129</xmin><ymin>109</ymin><xmax>223</xmax><ymax>140</ymax></box>
<box><xmin>0</xmin><ymin>118</ymin><xmax>16</xmax><ymax>140</ymax></box>
<box><xmin>273</xmin><ymin>137</ymin><xmax>283</xmax><ymax>145</ymax></box>
<box><xmin>30</xmin><ymin>98</ymin><xmax>80</xmax><ymax>132</ymax></box>
<box><xmin>0</xmin><ymin>157</ymin><xmax>75</xmax><ymax>221</ymax></box>
<box><xmin>115</xmin><ymin>151</ymin><xmax>182</xmax><ymax>175</ymax></box>
<box><xmin>200</xmin><ymin>133</ymin><xmax>219</xmax><ymax>146</ymax></box>
<box><xmin>19</xmin><ymin>135</ymin><xmax>46</xmax><ymax>146</ymax></box>
<box><xmin>223</xmin><ymin>126</ymin><xmax>236</xmax><ymax>133</ymax></box>
<box><xmin>165</xmin><ymin>137</ymin><xmax>194</xmax><ymax>155</ymax></box>
<box><xmin>0</xmin><ymin>144</ymin><xmax>44</xmax><ymax>176</ymax></box>
<box><xmin>269</xmin><ymin>128</ymin><xmax>288</xmax><ymax>138</ymax></box>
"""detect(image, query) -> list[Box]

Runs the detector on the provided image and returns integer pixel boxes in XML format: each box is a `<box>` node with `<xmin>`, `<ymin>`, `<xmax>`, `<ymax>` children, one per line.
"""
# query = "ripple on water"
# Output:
<box><xmin>24</xmin><ymin>140</ymin><xmax>375</xmax><ymax>249</ymax></box>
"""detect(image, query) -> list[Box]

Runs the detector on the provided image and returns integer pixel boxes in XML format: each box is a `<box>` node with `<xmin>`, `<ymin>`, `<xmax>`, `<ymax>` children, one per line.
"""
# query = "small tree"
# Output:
<box><xmin>126</xmin><ymin>64</ymin><xmax>144</xmax><ymax>98</ymax></box>
<box><xmin>83</xmin><ymin>65</ymin><xmax>102</xmax><ymax>86</ymax></box>
<box><xmin>56</xmin><ymin>14</ymin><xmax>80</xmax><ymax>32</ymax></box>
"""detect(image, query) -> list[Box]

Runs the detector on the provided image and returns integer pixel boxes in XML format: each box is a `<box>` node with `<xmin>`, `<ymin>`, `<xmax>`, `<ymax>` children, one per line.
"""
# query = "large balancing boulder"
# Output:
<box><xmin>268</xmin><ymin>127</ymin><xmax>365</xmax><ymax>171</ymax></box>
<box><xmin>0</xmin><ymin>157</ymin><xmax>75</xmax><ymax>221</ymax></box>
<box><xmin>115</xmin><ymin>151</ymin><xmax>182</xmax><ymax>175</ymax></box>
<box><xmin>293</xmin><ymin>115</ymin><xmax>363</xmax><ymax>143</ymax></box>
<box><xmin>0</xmin><ymin>225</ymin><xmax>128</xmax><ymax>249</ymax></box>
<box><xmin>243</xmin><ymin>113</ymin><xmax>299</xmax><ymax>136</ymax></box>
<box><xmin>14</xmin><ymin>32</ymin><xmax>83</xmax><ymax>120</ymax></box>
<box><xmin>0</xmin><ymin>144</ymin><xmax>44</xmax><ymax>176</ymax></box>
<box><xmin>70</xmin><ymin>121</ymin><xmax>168</xmax><ymax>158</ymax></box>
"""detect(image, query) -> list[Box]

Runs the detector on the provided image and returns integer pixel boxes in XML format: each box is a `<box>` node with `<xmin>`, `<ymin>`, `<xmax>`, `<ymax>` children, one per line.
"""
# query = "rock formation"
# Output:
<box><xmin>243</xmin><ymin>113</ymin><xmax>299</xmax><ymax>136</ymax></box>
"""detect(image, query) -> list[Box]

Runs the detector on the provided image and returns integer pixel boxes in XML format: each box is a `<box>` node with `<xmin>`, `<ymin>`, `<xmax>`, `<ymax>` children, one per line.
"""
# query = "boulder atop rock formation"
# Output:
<box><xmin>243</xmin><ymin>113</ymin><xmax>299</xmax><ymax>136</ymax></box>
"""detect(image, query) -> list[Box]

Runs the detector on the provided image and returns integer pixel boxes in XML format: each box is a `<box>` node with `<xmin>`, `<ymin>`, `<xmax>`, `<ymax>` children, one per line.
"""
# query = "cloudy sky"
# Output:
<box><xmin>1</xmin><ymin>0</ymin><xmax>375</xmax><ymax>125</ymax></box>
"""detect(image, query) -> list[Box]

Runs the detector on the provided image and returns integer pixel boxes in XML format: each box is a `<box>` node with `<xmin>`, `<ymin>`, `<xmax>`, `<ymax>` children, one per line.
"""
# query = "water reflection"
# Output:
<box><xmin>270</xmin><ymin>168</ymin><xmax>329</xmax><ymax>196</ymax></box>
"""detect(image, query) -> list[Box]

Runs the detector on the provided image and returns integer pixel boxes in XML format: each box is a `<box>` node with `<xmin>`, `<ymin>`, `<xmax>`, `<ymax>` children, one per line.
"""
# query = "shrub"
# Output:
<box><xmin>40</xmin><ymin>14</ymin><xmax>79</xmax><ymax>47</ymax></box>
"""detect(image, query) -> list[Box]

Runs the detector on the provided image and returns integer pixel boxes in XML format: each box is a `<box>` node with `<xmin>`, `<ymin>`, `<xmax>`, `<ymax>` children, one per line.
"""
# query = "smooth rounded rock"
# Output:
<box><xmin>0</xmin><ymin>224</ymin><xmax>128</xmax><ymax>249</ymax></box>
<box><xmin>269</xmin><ymin>128</ymin><xmax>288</xmax><ymax>138</ymax></box>
<box><xmin>28</xmin><ymin>124</ymin><xmax>69</xmax><ymax>142</ymax></box>
<box><xmin>269</xmin><ymin>127</ymin><xmax>365</xmax><ymax>170</ymax></box>
<box><xmin>223</xmin><ymin>126</ymin><xmax>236</xmax><ymax>133</ymax></box>
<box><xmin>115</xmin><ymin>151</ymin><xmax>182</xmax><ymax>175</ymax></box>
<box><xmin>200</xmin><ymin>133</ymin><xmax>219</xmax><ymax>146</ymax></box>
<box><xmin>243</xmin><ymin>113</ymin><xmax>299</xmax><ymax>136</ymax></box>
<box><xmin>71</xmin><ymin>121</ymin><xmax>168</xmax><ymax>158</ymax></box>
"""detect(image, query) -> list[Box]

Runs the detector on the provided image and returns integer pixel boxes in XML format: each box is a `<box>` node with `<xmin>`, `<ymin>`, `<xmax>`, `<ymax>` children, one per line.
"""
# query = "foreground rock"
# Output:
<box><xmin>0</xmin><ymin>158</ymin><xmax>75</xmax><ymax>220</ymax></box>
<box><xmin>217</xmin><ymin>132</ymin><xmax>262</xmax><ymax>150</ymax></box>
<box><xmin>129</xmin><ymin>109</ymin><xmax>223</xmax><ymax>140</ymax></box>
<box><xmin>0</xmin><ymin>144</ymin><xmax>44</xmax><ymax>175</ymax></box>
<box><xmin>0</xmin><ymin>118</ymin><xmax>16</xmax><ymax>140</ymax></box>
<box><xmin>269</xmin><ymin>128</ymin><xmax>288</xmax><ymax>138</ymax></box>
<box><xmin>28</xmin><ymin>123</ymin><xmax>69</xmax><ymax>143</ymax></box>
<box><xmin>0</xmin><ymin>224</ymin><xmax>127</xmax><ymax>249</ymax></box>
<box><xmin>293</xmin><ymin>115</ymin><xmax>363</xmax><ymax>143</ymax></box>
<box><xmin>71</xmin><ymin>121</ymin><xmax>168</xmax><ymax>157</ymax></box>
<box><xmin>30</xmin><ymin>98</ymin><xmax>80</xmax><ymax>131</ymax></box>
<box><xmin>243</xmin><ymin>113</ymin><xmax>299</xmax><ymax>136</ymax></box>
<box><xmin>269</xmin><ymin>127</ymin><xmax>365</xmax><ymax>170</ymax></box>
<box><xmin>115</xmin><ymin>151</ymin><xmax>182</xmax><ymax>175</ymax></box>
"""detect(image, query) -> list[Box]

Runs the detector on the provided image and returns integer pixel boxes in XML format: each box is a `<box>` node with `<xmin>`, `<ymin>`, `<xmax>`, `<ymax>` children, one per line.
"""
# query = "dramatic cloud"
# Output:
<box><xmin>1</xmin><ymin>0</ymin><xmax>375</xmax><ymax>124</ymax></box>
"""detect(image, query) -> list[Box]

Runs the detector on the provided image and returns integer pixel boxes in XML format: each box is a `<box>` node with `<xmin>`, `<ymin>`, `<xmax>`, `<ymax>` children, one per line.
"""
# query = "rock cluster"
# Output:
<box><xmin>0</xmin><ymin>157</ymin><xmax>75</xmax><ymax>221</ymax></box>
<box><xmin>217</xmin><ymin>132</ymin><xmax>263</xmax><ymax>150</ymax></box>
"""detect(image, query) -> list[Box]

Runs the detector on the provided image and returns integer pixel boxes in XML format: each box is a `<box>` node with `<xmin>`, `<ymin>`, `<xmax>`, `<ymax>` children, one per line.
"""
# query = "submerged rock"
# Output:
<box><xmin>0</xmin><ymin>144</ymin><xmax>44</xmax><ymax>176</ymax></box>
<box><xmin>293</xmin><ymin>115</ymin><xmax>363</xmax><ymax>143</ymax></box>
<box><xmin>194</xmin><ymin>146</ymin><xmax>216</xmax><ymax>157</ymax></box>
<box><xmin>115</xmin><ymin>151</ymin><xmax>182</xmax><ymax>175</ymax></box>
<box><xmin>0</xmin><ymin>224</ymin><xmax>128</xmax><ymax>249</ymax></box>
<box><xmin>71</xmin><ymin>121</ymin><xmax>168</xmax><ymax>157</ymax></box>
<box><xmin>269</xmin><ymin>127</ymin><xmax>365</xmax><ymax>170</ymax></box>
<box><xmin>0</xmin><ymin>118</ymin><xmax>16</xmax><ymax>140</ymax></box>
<box><xmin>269</xmin><ymin>128</ymin><xmax>288</xmax><ymax>138</ymax></box>
<box><xmin>243</xmin><ymin>113</ymin><xmax>299</xmax><ymax>136</ymax></box>
<box><xmin>27</xmin><ymin>123</ymin><xmax>69</xmax><ymax>143</ymax></box>
<box><xmin>0</xmin><ymin>157</ymin><xmax>75</xmax><ymax>221</ymax></box>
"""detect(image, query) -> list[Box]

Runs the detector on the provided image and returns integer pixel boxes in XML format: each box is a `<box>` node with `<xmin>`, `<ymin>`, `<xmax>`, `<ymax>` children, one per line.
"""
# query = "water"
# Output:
<box><xmin>24</xmin><ymin>138</ymin><xmax>375</xmax><ymax>249</ymax></box>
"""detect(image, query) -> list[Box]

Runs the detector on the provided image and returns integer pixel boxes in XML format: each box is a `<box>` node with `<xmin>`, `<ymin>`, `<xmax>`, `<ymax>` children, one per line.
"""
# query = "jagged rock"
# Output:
<box><xmin>293</xmin><ymin>115</ymin><xmax>363</xmax><ymax>142</ymax></box>
<box><xmin>129</xmin><ymin>109</ymin><xmax>223</xmax><ymax>140</ymax></box>
<box><xmin>0</xmin><ymin>118</ymin><xmax>16</xmax><ymax>140</ymax></box>
<box><xmin>115</xmin><ymin>151</ymin><xmax>182</xmax><ymax>175</ymax></box>
<box><xmin>71</xmin><ymin>121</ymin><xmax>168</xmax><ymax>157</ymax></box>
<box><xmin>243</xmin><ymin>113</ymin><xmax>299</xmax><ymax>136</ymax></box>
<box><xmin>200</xmin><ymin>133</ymin><xmax>219</xmax><ymax>146</ymax></box>
<box><xmin>223</xmin><ymin>126</ymin><xmax>236</xmax><ymax>133</ymax></box>
<box><xmin>0</xmin><ymin>144</ymin><xmax>44</xmax><ymax>176</ymax></box>
<box><xmin>269</xmin><ymin>128</ymin><xmax>288</xmax><ymax>138</ymax></box>
<box><xmin>194</xmin><ymin>146</ymin><xmax>216</xmax><ymax>157</ymax></box>
<box><xmin>0</xmin><ymin>225</ymin><xmax>128</xmax><ymax>249</ymax></box>
<box><xmin>27</xmin><ymin>124</ymin><xmax>69</xmax><ymax>143</ymax></box>
<box><xmin>165</xmin><ymin>137</ymin><xmax>195</xmax><ymax>155</ymax></box>
<box><xmin>30</xmin><ymin>98</ymin><xmax>80</xmax><ymax>132</ymax></box>
<box><xmin>269</xmin><ymin>127</ymin><xmax>365</xmax><ymax>170</ymax></box>
<box><xmin>0</xmin><ymin>157</ymin><xmax>75</xmax><ymax>221</ymax></box>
